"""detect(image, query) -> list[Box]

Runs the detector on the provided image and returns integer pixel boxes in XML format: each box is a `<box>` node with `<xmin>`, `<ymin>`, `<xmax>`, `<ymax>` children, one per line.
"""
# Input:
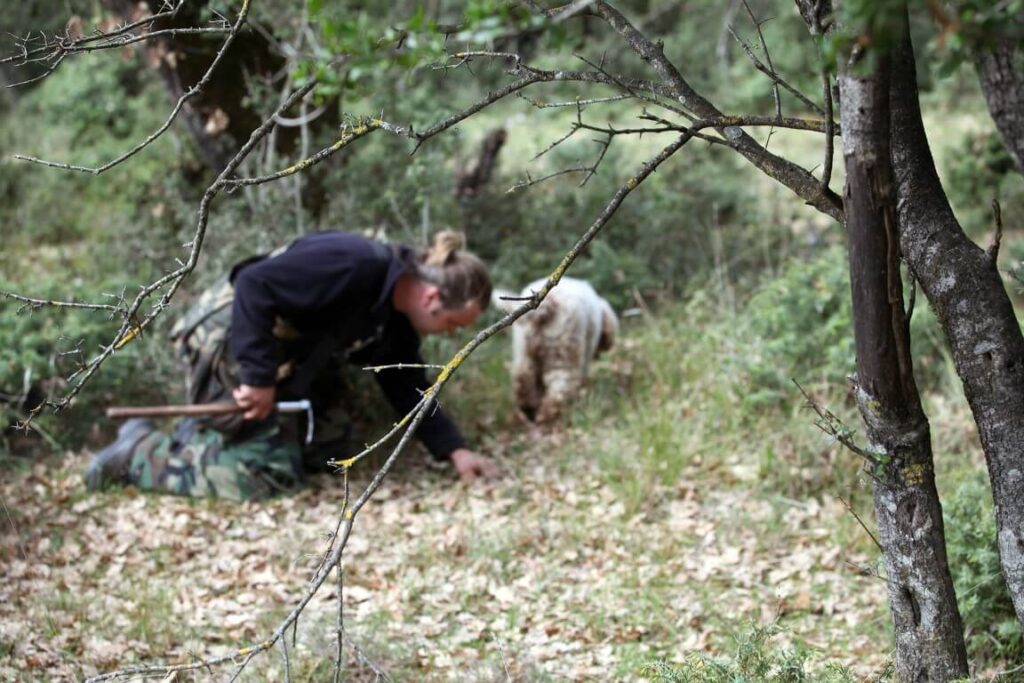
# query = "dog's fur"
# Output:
<box><xmin>495</xmin><ymin>277</ymin><xmax>618</xmax><ymax>423</ymax></box>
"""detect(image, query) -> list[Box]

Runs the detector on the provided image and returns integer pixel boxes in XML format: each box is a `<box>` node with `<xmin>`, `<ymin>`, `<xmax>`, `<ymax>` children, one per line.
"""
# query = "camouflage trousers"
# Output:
<box><xmin>127</xmin><ymin>421</ymin><xmax>303</xmax><ymax>502</ymax></box>
<box><xmin>121</xmin><ymin>275</ymin><xmax>351</xmax><ymax>502</ymax></box>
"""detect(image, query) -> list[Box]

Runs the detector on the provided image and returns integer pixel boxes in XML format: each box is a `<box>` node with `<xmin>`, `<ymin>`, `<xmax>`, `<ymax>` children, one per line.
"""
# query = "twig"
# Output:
<box><xmin>531</xmin><ymin>124</ymin><xmax>582</xmax><ymax>160</ymax></box>
<box><xmin>580</xmin><ymin>135</ymin><xmax>611</xmax><ymax>186</ymax></box>
<box><xmin>494</xmin><ymin>633</ymin><xmax>514</xmax><ymax>682</ymax></box>
<box><xmin>1</xmin><ymin>0</ymin><xmax>188</xmax><ymax>67</ymax></box>
<box><xmin>741</xmin><ymin>0</ymin><xmax>781</xmax><ymax>119</ymax></box>
<box><xmin>224</xmin><ymin>119</ymin><xmax>382</xmax><ymax>189</ymax></box>
<box><xmin>333</xmin><ymin>562</ymin><xmax>344</xmax><ymax>683</ymax></box>
<box><xmin>507</xmin><ymin>167</ymin><xmax>591</xmax><ymax>193</ymax></box>
<box><xmin>517</xmin><ymin>92</ymin><xmax>633</xmax><ymax>108</ymax></box>
<box><xmin>727</xmin><ymin>25</ymin><xmax>824</xmax><ymax>117</ymax></box>
<box><xmin>575</xmin><ymin>53</ymin><xmax>698</xmax><ymax>122</ymax></box>
<box><xmin>362</xmin><ymin>363</ymin><xmax>445</xmax><ymax>373</ymax></box>
<box><xmin>281</xmin><ymin>631</ymin><xmax>292</xmax><ymax>683</ymax></box>
<box><xmin>344</xmin><ymin>631</ymin><xmax>391</xmax><ymax>682</ymax></box>
<box><xmin>0</xmin><ymin>290</ymin><xmax>123</xmax><ymax>313</ymax></box>
<box><xmin>996</xmin><ymin>661</ymin><xmax>1024</xmax><ymax>678</ymax></box>
<box><xmin>838</xmin><ymin>495</ymin><xmax>883</xmax><ymax>552</ymax></box>
<box><xmin>793</xmin><ymin>379</ymin><xmax>885</xmax><ymax>466</ymax></box>
<box><xmin>324</xmin><ymin>451</ymin><xmax>350</xmax><ymax>682</ymax></box>
<box><xmin>14</xmin><ymin>0</ymin><xmax>252</xmax><ymax>175</ymax></box>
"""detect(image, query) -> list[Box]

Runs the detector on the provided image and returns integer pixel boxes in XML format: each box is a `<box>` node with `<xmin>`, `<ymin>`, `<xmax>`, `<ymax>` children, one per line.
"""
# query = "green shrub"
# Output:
<box><xmin>941</xmin><ymin>127</ymin><xmax>1024</xmax><ymax>239</ymax></box>
<box><xmin>736</xmin><ymin>245</ymin><xmax>853</xmax><ymax>409</ymax></box>
<box><xmin>0</xmin><ymin>52</ymin><xmax>183</xmax><ymax>252</ymax></box>
<box><xmin>641</xmin><ymin>623</ymin><xmax>861</xmax><ymax>683</ymax></box>
<box><xmin>944</xmin><ymin>472</ymin><xmax>1024</xmax><ymax>664</ymax></box>
<box><xmin>0</xmin><ymin>276</ymin><xmax>177</xmax><ymax>456</ymax></box>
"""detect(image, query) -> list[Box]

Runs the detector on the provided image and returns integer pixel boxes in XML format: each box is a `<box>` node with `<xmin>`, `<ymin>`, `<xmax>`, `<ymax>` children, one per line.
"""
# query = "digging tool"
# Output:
<box><xmin>105</xmin><ymin>399</ymin><xmax>315</xmax><ymax>444</ymax></box>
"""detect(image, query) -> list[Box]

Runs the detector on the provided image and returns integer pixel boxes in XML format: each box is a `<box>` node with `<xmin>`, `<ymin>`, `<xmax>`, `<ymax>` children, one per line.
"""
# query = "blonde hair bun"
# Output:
<box><xmin>424</xmin><ymin>230</ymin><xmax>466</xmax><ymax>267</ymax></box>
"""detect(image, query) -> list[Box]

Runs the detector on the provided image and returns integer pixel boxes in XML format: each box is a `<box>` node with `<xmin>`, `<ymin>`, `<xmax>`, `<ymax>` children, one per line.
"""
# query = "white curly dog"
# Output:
<box><xmin>496</xmin><ymin>277</ymin><xmax>618</xmax><ymax>423</ymax></box>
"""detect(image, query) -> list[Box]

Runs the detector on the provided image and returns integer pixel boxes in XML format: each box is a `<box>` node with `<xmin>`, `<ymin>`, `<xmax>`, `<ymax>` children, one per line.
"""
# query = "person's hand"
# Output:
<box><xmin>449</xmin><ymin>448</ymin><xmax>500</xmax><ymax>482</ymax></box>
<box><xmin>232</xmin><ymin>384</ymin><xmax>276</xmax><ymax>420</ymax></box>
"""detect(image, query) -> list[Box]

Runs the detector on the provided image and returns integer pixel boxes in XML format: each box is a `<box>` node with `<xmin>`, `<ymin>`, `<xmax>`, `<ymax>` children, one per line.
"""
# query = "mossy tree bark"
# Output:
<box><xmin>840</xmin><ymin>43</ymin><xmax>969</xmax><ymax>681</ymax></box>
<box><xmin>888</xmin><ymin>13</ymin><xmax>1024</xmax><ymax>632</ymax></box>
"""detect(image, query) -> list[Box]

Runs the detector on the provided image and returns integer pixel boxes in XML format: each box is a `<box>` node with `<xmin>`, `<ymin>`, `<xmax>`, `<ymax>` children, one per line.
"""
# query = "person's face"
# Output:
<box><xmin>407</xmin><ymin>284</ymin><xmax>482</xmax><ymax>336</ymax></box>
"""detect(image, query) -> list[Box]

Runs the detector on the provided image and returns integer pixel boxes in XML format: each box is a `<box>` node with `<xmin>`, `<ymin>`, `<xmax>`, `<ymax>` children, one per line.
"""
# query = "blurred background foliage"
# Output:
<box><xmin>1</xmin><ymin>0</ymin><xmax>1020</xmax><ymax>454</ymax></box>
<box><xmin>1</xmin><ymin>0</ymin><xmax>1022</xmax><ymax>672</ymax></box>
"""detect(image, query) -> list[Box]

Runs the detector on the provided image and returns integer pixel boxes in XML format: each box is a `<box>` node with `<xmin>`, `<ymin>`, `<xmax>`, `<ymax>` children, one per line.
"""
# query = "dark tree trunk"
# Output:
<box><xmin>101</xmin><ymin>0</ymin><xmax>287</xmax><ymax>174</ymax></box>
<box><xmin>455</xmin><ymin>128</ymin><xmax>508</xmax><ymax>201</ymax></box>
<box><xmin>840</xmin><ymin>53</ymin><xmax>969</xmax><ymax>682</ymax></box>
<box><xmin>889</xmin><ymin>16</ymin><xmax>1024</xmax><ymax>628</ymax></box>
<box><xmin>971</xmin><ymin>7</ymin><xmax>1024</xmax><ymax>175</ymax></box>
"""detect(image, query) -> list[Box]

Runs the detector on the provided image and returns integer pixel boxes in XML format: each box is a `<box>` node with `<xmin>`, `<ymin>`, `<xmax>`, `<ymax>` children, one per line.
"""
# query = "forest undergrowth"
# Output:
<box><xmin>2</xmin><ymin>259</ymin><xmax>1014</xmax><ymax>681</ymax></box>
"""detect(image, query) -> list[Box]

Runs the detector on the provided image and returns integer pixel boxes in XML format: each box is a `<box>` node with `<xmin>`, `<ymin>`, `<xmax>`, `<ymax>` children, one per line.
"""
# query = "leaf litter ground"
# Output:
<box><xmin>0</xmin><ymin>428</ymin><xmax>889</xmax><ymax>681</ymax></box>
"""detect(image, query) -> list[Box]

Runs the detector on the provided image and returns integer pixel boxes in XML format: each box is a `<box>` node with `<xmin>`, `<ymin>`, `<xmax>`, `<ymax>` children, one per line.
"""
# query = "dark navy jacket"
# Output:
<box><xmin>229</xmin><ymin>232</ymin><xmax>466</xmax><ymax>460</ymax></box>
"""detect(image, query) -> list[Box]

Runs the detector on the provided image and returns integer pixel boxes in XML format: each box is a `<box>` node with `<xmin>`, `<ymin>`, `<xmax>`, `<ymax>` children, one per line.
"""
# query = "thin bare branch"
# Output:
<box><xmin>580</xmin><ymin>135</ymin><xmax>611</xmax><ymax>186</ymax></box>
<box><xmin>574</xmin><ymin>53</ymin><xmax>698</xmax><ymax>122</ymax></box>
<box><xmin>332</xmin><ymin>467</ymin><xmax>349</xmax><ymax>683</ymax></box>
<box><xmin>57</xmin><ymin>26</ymin><xmax>230</xmax><ymax>56</ymax></box>
<box><xmin>18</xmin><ymin>80</ymin><xmax>318</xmax><ymax>428</ymax></box>
<box><xmin>225</xmin><ymin>119</ymin><xmax>382</xmax><ymax>189</ymax></box>
<box><xmin>741</xmin><ymin>0</ymin><xmax>781</xmax><ymax>118</ymax></box>
<box><xmin>4</xmin><ymin>52</ymin><xmax>66</xmax><ymax>87</ymax></box>
<box><xmin>0</xmin><ymin>290</ymin><xmax>123</xmax><ymax>314</ymax></box>
<box><xmin>532</xmin><ymin>124</ymin><xmax>581</xmax><ymax>160</ymax></box>
<box><xmin>333</xmin><ymin>561</ymin><xmax>344</xmax><ymax>683</ymax></box>
<box><xmin>362</xmin><ymin>363</ymin><xmax>446</xmax><ymax>373</ymax></box>
<box><xmin>838</xmin><ymin>495</ymin><xmax>883</xmax><ymax>552</ymax></box>
<box><xmin>506</xmin><ymin>167</ymin><xmax>591</xmax><ymax>193</ymax></box>
<box><xmin>793</xmin><ymin>379</ymin><xmax>885</xmax><ymax>467</ymax></box>
<box><xmin>592</xmin><ymin>0</ymin><xmax>842</xmax><ymax>221</ymax></box>
<box><xmin>13</xmin><ymin>0</ymin><xmax>252</xmax><ymax>175</ymax></box>
<box><xmin>280</xmin><ymin>633</ymin><xmax>292</xmax><ymax>683</ymax></box>
<box><xmin>727</xmin><ymin>25</ymin><xmax>824</xmax><ymax>117</ymax></box>
<box><xmin>518</xmin><ymin>92</ymin><xmax>633</xmax><ymax>108</ymax></box>
<box><xmin>1</xmin><ymin>0</ymin><xmax>188</xmax><ymax>67</ymax></box>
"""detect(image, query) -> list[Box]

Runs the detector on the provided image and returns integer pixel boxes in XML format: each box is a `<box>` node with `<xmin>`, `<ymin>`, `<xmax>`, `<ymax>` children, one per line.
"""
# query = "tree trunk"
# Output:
<box><xmin>888</xmin><ymin>13</ymin><xmax>1024</xmax><ymax>631</ymax></box>
<box><xmin>971</xmin><ymin>7</ymin><xmax>1024</xmax><ymax>175</ymax></box>
<box><xmin>455</xmin><ymin>128</ymin><xmax>508</xmax><ymax>201</ymax></box>
<box><xmin>840</xmin><ymin>52</ymin><xmax>969</xmax><ymax>682</ymax></box>
<box><xmin>101</xmin><ymin>0</ymin><xmax>287</xmax><ymax>174</ymax></box>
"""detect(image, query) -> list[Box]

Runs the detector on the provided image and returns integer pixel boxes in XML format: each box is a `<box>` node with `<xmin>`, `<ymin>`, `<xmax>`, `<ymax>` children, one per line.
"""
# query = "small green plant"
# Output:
<box><xmin>943</xmin><ymin>472</ymin><xmax>1024</xmax><ymax>664</ymax></box>
<box><xmin>641</xmin><ymin>622</ymin><xmax>861</xmax><ymax>682</ymax></box>
<box><xmin>737</xmin><ymin>245</ymin><xmax>854</xmax><ymax>409</ymax></box>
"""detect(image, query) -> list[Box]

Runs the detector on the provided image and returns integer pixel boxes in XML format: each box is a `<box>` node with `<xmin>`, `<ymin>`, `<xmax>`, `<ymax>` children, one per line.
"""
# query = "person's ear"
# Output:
<box><xmin>422</xmin><ymin>283</ymin><xmax>443</xmax><ymax>312</ymax></box>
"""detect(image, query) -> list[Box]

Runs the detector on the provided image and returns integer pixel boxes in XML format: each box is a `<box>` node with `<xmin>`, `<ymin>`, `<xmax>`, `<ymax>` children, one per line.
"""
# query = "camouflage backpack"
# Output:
<box><xmin>168</xmin><ymin>275</ymin><xmax>244</xmax><ymax>435</ymax></box>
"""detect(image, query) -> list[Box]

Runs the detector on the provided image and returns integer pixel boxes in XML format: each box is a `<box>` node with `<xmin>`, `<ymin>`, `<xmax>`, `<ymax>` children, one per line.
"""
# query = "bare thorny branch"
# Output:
<box><xmin>1</xmin><ymin>1</ymin><xmax>189</xmax><ymax>71</ymax></box>
<box><xmin>5</xmin><ymin>1</ymin><xmax>852</xmax><ymax>678</ymax></box>
<box><xmin>11</xmin><ymin>0</ymin><xmax>247</xmax><ymax>175</ymax></box>
<box><xmin>793</xmin><ymin>379</ymin><xmax>887</xmax><ymax>470</ymax></box>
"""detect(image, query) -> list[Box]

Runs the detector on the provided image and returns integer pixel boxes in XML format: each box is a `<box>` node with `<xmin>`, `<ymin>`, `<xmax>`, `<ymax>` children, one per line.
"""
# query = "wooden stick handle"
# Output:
<box><xmin>106</xmin><ymin>403</ymin><xmax>243</xmax><ymax>418</ymax></box>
